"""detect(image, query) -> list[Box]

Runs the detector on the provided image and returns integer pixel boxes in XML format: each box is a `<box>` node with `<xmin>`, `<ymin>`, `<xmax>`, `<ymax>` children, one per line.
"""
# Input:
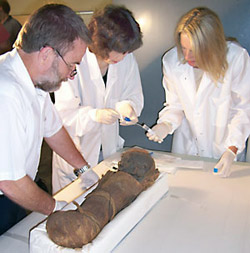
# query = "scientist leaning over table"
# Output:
<box><xmin>0</xmin><ymin>4</ymin><xmax>92</xmax><ymax>235</ymax></box>
<box><xmin>52</xmin><ymin>4</ymin><xmax>144</xmax><ymax>193</ymax></box>
<box><xmin>147</xmin><ymin>7</ymin><xmax>250</xmax><ymax>177</ymax></box>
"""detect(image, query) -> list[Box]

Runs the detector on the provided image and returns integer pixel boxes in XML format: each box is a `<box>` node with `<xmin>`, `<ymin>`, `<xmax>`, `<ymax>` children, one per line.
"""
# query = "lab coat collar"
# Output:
<box><xmin>85</xmin><ymin>48</ymin><xmax>101</xmax><ymax>80</ymax></box>
<box><xmin>84</xmin><ymin>47</ymin><xmax>123</xmax><ymax>82</ymax></box>
<box><xmin>9</xmin><ymin>48</ymin><xmax>49</xmax><ymax>107</ymax></box>
<box><xmin>84</xmin><ymin>48</ymin><xmax>106</xmax><ymax>95</ymax></box>
<box><xmin>179</xmin><ymin>63</ymin><xmax>214</xmax><ymax>102</ymax></box>
<box><xmin>82</xmin><ymin>48</ymin><xmax>129</xmax><ymax>98</ymax></box>
<box><xmin>10</xmin><ymin>48</ymin><xmax>37</xmax><ymax>98</ymax></box>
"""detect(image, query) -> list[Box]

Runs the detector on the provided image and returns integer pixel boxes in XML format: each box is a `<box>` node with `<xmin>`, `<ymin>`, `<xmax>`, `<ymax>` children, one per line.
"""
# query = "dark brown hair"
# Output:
<box><xmin>88</xmin><ymin>4</ymin><xmax>142</xmax><ymax>59</ymax></box>
<box><xmin>15</xmin><ymin>4</ymin><xmax>91</xmax><ymax>55</ymax></box>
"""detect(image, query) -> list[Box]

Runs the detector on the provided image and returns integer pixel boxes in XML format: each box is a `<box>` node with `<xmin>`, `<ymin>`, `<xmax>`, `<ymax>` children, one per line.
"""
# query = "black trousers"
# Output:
<box><xmin>0</xmin><ymin>195</ymin><xmax>27</xmax><ymax>235</ymax></box>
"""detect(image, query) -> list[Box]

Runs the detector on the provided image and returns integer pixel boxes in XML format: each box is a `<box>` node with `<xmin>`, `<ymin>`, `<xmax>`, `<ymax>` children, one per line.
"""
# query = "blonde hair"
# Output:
<box><xmin>175</xmin><ymin>7</ymin><xmax>228</xmax><ymax>83</ymax></box>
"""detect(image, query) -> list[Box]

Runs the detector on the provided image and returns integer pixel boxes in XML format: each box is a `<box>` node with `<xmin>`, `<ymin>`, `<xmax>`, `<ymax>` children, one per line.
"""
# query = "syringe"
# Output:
<box><xmin>124</xmin><ymin>117</ymin><xmax>163</xmax><ymax>143</ymax></box>
<box><xmin>124</xmin><ymin>117</ymin><xmax>154</xmax><ymax>135</ymax></box>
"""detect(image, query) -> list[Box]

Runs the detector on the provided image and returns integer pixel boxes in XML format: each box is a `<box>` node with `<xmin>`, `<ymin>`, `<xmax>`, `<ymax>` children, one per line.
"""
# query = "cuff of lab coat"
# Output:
<box><xmin>89</xmin><ymin>109</ymin><xmax>98</xmax><ymax>122</ymax></box>
<box><xmin>224</xmin><ymin>138</ymin><xmax>245</xmax><ymax>154</ymax></box>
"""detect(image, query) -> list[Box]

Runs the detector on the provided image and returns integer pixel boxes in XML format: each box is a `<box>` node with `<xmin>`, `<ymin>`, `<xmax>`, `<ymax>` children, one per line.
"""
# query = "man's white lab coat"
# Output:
<box><xmin>0</xmin><ymin>49</ymin><xmax>62</xmax><ymax>194</ymax></box>
<box><xmin>158</xmin><ymin>42</ymin><xmax>250</xmax><ymax>159</ymax></box>
<box><xmin>53</xmin><ymin>48</ymin><xmax>143</xmax><ymax>192</ymax></box>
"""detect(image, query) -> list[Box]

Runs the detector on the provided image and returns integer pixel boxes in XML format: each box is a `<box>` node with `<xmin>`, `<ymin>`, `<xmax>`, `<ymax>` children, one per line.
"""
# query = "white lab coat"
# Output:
<box><xmin>0</xmin><ymin>49</ymin><xmax>62</xmax><ymax>194</ymax></box>
<box><xmin>52</xmin><ymin>48</ymin><xmax>143</xmax><ymax>193</ymax></box>
<box><xmin>158</xmin><ymin>42</ymin><xmax>250</xmax><ymax>159</ymax></box>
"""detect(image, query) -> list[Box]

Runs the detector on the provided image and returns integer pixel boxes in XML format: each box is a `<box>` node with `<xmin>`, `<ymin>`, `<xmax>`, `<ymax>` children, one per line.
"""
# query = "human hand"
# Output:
<box><xmin>53</xmin><ymin>200</ymin><xmax>68</xmax><ymax>212</ymax></box>
<box><xmin>146</xmin><ymin>122</ymin><xmax>172</xmax><ymax>143</ymax></box>
<box><xmin>116</xmin><ymin>103</ymin><xmax>138</xmax><ymax>126</ymax></box>
<box><xmin>80</xmin><ymin>169</ymin><xmax>99</xmax><ymax>189</ymax></box>
<box><xmin>213</xmin><ymin>149</ymin><xmax>236</xmax><ymax>177</ymax></box>
<box><xmin>96</xmin><ymin>108</ymin><xmax>120</xmax><ymax>124</ymax></box>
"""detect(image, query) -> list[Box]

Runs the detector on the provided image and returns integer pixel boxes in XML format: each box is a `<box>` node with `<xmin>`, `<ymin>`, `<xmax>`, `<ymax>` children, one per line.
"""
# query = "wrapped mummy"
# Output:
<box><xmin>46</xmin><ymin>148</ymin><xmax>159</xmax><ymax>248</ymax></box>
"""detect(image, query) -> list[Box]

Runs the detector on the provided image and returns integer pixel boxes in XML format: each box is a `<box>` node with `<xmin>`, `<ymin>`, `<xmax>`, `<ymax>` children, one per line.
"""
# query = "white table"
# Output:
<box><xmin>113</xmin><ymin>156</ymin><xmax>250</xmax><ymax>253</ymax></box>
<box><xmin>1</xmin><ymin>150</ymin><xmax>250</xmax><ymax>253</ymax></box>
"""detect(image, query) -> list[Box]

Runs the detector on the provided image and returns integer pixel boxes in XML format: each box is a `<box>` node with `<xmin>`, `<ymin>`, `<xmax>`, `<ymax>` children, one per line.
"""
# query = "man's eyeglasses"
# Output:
<box><xmin>53</xmin><ymin>48</ymin><xmax>77</xmax><ymax>78</ymax></box>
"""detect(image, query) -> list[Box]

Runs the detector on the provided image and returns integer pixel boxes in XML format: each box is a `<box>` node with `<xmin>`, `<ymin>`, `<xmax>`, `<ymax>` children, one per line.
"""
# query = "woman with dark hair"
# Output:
<box><xmin>52</xmin><ymin>4</ymin><xmax>144</xmax><ymax>193</ymax></box>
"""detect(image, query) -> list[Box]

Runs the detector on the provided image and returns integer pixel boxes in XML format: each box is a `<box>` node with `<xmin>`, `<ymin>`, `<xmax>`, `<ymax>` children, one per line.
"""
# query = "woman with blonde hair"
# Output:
<box><xmin>147</xmin><ymin>7</ymin><xmax>250</xmax><ymax>177</ymax></box>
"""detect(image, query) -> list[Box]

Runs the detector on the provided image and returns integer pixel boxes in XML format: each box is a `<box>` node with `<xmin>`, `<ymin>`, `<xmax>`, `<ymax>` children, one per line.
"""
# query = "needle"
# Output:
<box><xmin>124</xmin><ymin>117</ymin><xmax>153</xmax><ymax>135</ymax></box>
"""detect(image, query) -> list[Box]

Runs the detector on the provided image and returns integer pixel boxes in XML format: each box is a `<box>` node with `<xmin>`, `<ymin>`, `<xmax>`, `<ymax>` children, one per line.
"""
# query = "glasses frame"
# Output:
<box><xmin>53</xmin><ymin>48</ymin><xmax>77</xmax><ymax>77</ymax></box>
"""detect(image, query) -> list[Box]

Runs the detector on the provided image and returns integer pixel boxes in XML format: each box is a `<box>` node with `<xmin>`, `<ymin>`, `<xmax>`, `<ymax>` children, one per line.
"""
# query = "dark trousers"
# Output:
<box><xmin>0</xmin><ymin>195</ymin><xmax>27</xmax><ymax>235</ymax></box>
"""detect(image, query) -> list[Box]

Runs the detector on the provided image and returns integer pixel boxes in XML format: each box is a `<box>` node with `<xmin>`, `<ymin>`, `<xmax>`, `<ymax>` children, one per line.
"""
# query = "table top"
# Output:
<box><xmin>1</xmin><ymin>149</ymin><xmax>250</xmax><ymax>253</ymax></box>
<box><xmin>113</xmin><ymin>158</ymin><xmax>250</xmax><ymax>253</ymax></box>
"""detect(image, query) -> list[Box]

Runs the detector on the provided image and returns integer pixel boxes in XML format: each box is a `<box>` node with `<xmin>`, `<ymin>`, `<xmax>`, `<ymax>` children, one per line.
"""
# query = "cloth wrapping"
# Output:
<box><xmin>29</xmin><ymin>172</ymin><xmax>168</xmax><ymax>252</ymax></box>
<box><xmin>45</xmin><ymin>148</ymin><xmax>160</xmax><ymax>248</ymax></box>
<box><xmin>46</xmin><ymin>171</ymin><xmax>146</xmax><ymax>248</ymax></box>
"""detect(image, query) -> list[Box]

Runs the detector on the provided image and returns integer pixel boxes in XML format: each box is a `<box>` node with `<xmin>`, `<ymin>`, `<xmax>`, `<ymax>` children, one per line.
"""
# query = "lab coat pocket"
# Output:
<box><xmin>210</xmin><ymin>95</ymin><xmax>231</xmax><ymax>127</ymax></box>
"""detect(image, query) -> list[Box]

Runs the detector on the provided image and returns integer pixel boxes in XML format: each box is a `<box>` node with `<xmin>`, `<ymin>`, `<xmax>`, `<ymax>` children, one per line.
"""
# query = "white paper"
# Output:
<box><xmin>102</xmin><ymin>149</ymin><xmax>182</xmax><ymax>174</ymax></box>
<box><xmin>174</xmin><ymin>159</ymin><xmax>204</xmax><ymax>170</ymax></box>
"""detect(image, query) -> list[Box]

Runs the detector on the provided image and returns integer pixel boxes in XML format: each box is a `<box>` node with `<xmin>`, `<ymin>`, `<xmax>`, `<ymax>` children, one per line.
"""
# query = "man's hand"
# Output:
<box><xmin>53</xmin><ymin>200</ymin><xmax>68</xmax><ymax>212</ymax></box>
<box><xmin>79</xmin><ymin>169</ymin><xmax>99</xmax><ymax>189</ymax></box>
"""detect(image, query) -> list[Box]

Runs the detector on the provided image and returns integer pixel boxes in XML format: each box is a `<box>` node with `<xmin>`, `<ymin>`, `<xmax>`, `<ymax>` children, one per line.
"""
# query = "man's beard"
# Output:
<box><xmin>34</xmin><ymin>60</ymin><xmax>67</xmax><ymax>92</ymax></box>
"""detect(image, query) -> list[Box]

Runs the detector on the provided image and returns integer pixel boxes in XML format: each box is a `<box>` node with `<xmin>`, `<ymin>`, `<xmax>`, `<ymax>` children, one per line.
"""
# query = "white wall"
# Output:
<box><xmin>8</xmin><ymin>0</ymin><xmax>112</xmax><ymax>24</ymax></box>
<box><xmin>114</xmin><ymin>0</ymin><xmax>250</xmax><ymax>151</ymax></box>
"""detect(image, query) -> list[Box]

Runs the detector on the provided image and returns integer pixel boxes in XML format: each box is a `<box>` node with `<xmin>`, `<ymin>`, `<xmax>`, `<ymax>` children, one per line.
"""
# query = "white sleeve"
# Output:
<box><xmin>0</xmin><ymin>96</ymin><xmax>26</xmax><ymax>181</ymax></box>
<box><xmin>43</xmin><ymin>94</ymin><xmax>62</xmax><ymax>138</ymax></box>
<box><xmin>224</xmin><ymin>46</ymin><xmax>250</xmax><ymax>152</ymax></box>
<box><xmin>157</xmin><ymin>52</ymin><xmax>184</xmax><ymax>132</ymax></box>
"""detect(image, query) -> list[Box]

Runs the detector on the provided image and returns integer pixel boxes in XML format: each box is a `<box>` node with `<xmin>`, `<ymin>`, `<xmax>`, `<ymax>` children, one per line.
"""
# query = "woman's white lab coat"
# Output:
<box><xmin>52</xmin><ymin>48</ymin><xmax>143</xmax><ymax>192</ymax></box>
<box><xmin>158</xmin><ymin>42</ymin><xmax>250</xmax><ymax>159</ymax></box>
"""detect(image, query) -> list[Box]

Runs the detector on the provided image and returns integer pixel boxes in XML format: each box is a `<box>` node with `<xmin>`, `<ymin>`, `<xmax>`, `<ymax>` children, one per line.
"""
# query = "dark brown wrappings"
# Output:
<box><xmin>46</xmin><ymin>148</ymin><xmax>159</xmax><ymax>248</ymax></box>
